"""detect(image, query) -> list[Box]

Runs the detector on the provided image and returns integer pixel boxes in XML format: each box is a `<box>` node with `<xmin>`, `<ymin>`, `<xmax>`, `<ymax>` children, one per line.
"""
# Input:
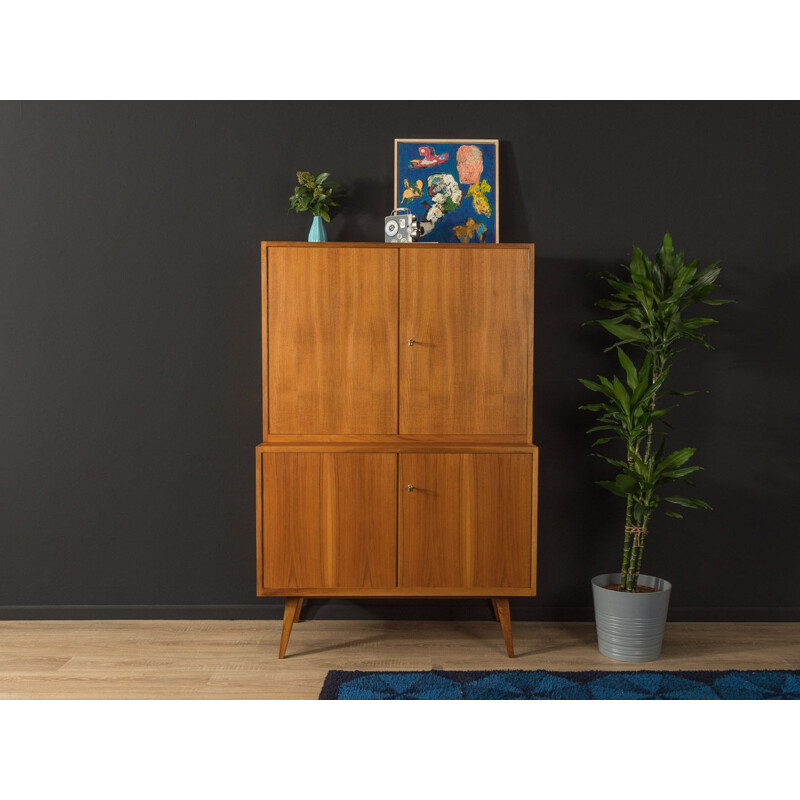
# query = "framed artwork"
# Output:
<box><xmin>394</xmin><ymin>138</ymin><xmax>499</xmax><ymax>243</ymax></box>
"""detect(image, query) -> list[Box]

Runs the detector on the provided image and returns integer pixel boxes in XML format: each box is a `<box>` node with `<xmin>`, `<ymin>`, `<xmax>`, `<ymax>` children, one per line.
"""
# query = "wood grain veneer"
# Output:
<box><xmin>399</xmin><ymin>247</ymin><xmax>530</xmax><ymax>435</ymax></box>
<box><xmin>259</xmin><ymin>452</ymin><xmax>397</xmax><ymax>590</ymax></box>
<box><xmin>398</xmin><ymin>454</ymin><xmax>532</xmax><ymax>589</ymax></box>
<box><xmin>266</xmin><ymin>246</ymin><xmax>398</xmax><ymax>435</ymax></box>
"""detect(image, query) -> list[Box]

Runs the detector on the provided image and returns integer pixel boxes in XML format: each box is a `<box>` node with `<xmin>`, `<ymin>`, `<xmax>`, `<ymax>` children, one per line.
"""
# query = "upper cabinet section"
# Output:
<box><xmin>266</xmin><ymin>246</ymin><xmax>398</xmax><ymax>435</ymax></box>
<box><xmin>399</xmin><ymin>248</ymin><xmax>531</xmax><ymax>436</ymax></box>
<box><xmin>262</xmin><ymin>243</ymin><xmax>533</xmax><ymax>440</ymax></box>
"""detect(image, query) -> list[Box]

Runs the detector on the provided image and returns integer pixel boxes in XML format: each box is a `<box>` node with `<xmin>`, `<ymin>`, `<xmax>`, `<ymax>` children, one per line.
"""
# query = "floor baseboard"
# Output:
<box><xmin>1</xmin><ymin>602</ymin><xmax>798</xmax><ymax>622</ymax></box>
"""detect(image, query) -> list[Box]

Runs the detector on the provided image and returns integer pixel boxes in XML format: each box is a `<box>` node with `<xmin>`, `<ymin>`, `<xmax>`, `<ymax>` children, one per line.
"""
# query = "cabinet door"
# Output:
<box><xmin>259</xmin><ymin>453</ymin><xmax>397</xmax><ymax>589</ymax></box>
<box><xmin>267</xmin><ymin>247</ymin><xmax>398</xmax><ymax>434</ymax></box>
<box><xmin>400</xmin><ymin>248</ymin><xmax>531</xmax><ymax>435</ymax></box>
<box><xmin>398</xmin><ymin>453</ymin><xmax>533</xmax><ymax>589</ymax></box>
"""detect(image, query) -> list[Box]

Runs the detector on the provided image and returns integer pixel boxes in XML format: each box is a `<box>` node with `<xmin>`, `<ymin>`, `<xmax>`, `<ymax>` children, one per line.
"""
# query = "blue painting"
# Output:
<box><xmin>394</xmin><ymin>139</ymin><xmax>499</xmax><ymax>243</ymax></box>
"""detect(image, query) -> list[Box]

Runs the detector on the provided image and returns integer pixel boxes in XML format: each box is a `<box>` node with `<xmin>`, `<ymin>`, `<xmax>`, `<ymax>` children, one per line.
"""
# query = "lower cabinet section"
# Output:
<box><xmin>259</xmin><ymin>453</ymin><xmax>397</xmax><ymax>590</ymax></box>
<box><xmin>257</xmin><ymin>448</ymin><xmax>537</xmax><ymax>596</ymax></box>
<box><xmin>398</xmin><ymin>453</ymin><xmax>533</xmax><ymax>590</ymax></box>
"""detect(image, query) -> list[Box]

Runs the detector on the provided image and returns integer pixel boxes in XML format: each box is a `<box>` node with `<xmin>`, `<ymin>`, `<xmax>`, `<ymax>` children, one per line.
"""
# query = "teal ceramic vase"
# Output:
<box><xmin>308</xmin><ymin>215</ymin><xmax>327</xmax><ymax>242</ymax></box>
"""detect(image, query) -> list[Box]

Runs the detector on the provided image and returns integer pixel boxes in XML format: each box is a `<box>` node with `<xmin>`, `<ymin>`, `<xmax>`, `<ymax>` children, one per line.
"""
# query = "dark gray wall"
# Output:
<box><xmin>1</xmin><ymin>101</ymin><xmax>798</xmax><ymax>621</ymax></box>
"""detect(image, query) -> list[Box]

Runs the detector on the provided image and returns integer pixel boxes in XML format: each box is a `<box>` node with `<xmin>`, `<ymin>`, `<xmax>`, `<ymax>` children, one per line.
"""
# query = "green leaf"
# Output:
<box><xmin>592</xmin><ymin>455</ymin><xmax>629</xmax><ymax>469</ymax></box>
<box><xmin>664</xmin><ymin>510</ymin><xmax>684</xmax><ymax>519</ymax></box>
<box><xmin>597</xmin><ymin>319</ymin><xmax>648</xmax><ymax>343</ymax></box>
<box><xmin>597</xmin><ymin>375</ymin><xmax>615</xmax><ymax>393</ymax></box>
<box><xmin>596</xmin><ymin>299</ymin><xmax>627</xmax><ymax>311</ymax></box>
<box><xmin>615</xmin><ymin>474</ymin><xmax>638</xmax><ymax>492</ymax></box>
<box><xmin>682</xmin><ymin>317</ymin><xmax>718</xmax><ymax>329</ymax></box>
<box><xmin>629</xmin><ymin>248</ymin><xmax>652</xmax><ymax>289</ymax></box>
<box><xmin>597</xmin><ymin>473</ymin><xmax>638</xmax><ymax>498</ymax></box>
<box><xmin>617</xmin><ymin>348</ymin><xmax>638</xmax><ymax>390</ymax></box>
<box><xmin>611</xmin><ymin>376</ymin><xmax>630</xmax><ymax>414</ymax></box>
<box><xmin>674</xmin><ymin>263</ymin><xmax>698</xmax><ymax>289</ymax></box>
<box><xmin>660</xmin><ymin>466</ymin><xmax>703</xmax><ymax>480</ymax></box>
<box><xmin>665</xmin><ymin>496</ymin><xmax>712</xmax><ymax>510</ymax></box>
<box><xmin>578</xmin><ymin>378</ymin><xmax>609</xmax><ymax>396</ymax></box>
<box><xmin>648</xmin><ymin>407</ymin><xmax>675</xmax><ymax>420</ymax></box>
<box><xmin>694</xmin><ymin>263</ymin><xmax>722</xmax><ymax>289</ymax></box>
<box><xmin>315</xmin><ymin>172</ymin><xmax>330</xmax><ymax>184</ymax></box>
<box><xmin>597</xmin><ymin>480</ymin><xmax>629</xmax><ymax>497</ymax></box>
<box><xmin>659</xmin><ymin>233</ymin><xmax>675</xmax><ymax>267</ymax></box>
<box><xmin>628</xmin><ymin>451</ymin><xmax>651</xmax><ymax>478</ymax></box>
<box><xmin>656</xmin><ymin>447</ymin><xmax>696</xmax><ymax>473</ymax></box>
<box><xmin>637</xmin><ymin>378</ymin><xmax>666</xmax><ymax>408</ymax></box>
<box><xmin>603</xmin><ymin>339</ymin><xmax>647</xmax><ymax>353</ymax></box>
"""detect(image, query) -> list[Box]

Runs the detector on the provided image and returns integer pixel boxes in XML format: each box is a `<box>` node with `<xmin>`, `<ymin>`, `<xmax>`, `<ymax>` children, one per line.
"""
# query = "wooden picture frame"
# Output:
<box><xmin>394</xmin><ymin>138</ymin><xmax>500</xmax><ymax>243</ymax></box>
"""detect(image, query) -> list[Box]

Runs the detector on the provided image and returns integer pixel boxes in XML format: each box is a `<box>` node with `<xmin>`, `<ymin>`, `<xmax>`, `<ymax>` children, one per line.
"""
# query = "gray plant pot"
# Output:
<box><xmin>591</xmin><ymin>573</ymin><xmax>672</xmax><ymax>663</ymax></box>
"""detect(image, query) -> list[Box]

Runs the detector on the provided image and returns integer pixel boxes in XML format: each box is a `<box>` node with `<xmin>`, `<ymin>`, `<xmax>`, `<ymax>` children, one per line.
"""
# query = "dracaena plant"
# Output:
<box><xmin>580</xmin><ymin>233</ymin><xmax>731</xmax><ymax>591</ymax></box>
<box><xmin>288</xmin><ymin>171</ymin><xmax>343</xmax><ymax>222</ymax></box>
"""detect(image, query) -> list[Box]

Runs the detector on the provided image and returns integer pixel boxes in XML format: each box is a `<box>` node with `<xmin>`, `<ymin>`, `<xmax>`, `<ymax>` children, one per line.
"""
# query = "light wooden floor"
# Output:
<box><xmin>0</xmin><ymin>619</ymin><xmax>797</xmax><ymax>699</ymax></box>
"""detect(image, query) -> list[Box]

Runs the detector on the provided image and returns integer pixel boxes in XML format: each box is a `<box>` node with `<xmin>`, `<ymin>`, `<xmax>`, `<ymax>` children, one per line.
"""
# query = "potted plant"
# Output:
<box><xmin>288</xmin><ymin>171</ymin><xmax>344</xmax><ymax>242</ymax></box>
<box><xmin>580</xmin><ymin>233</ymin><xmax>730</xmax><ymax>662</ymax></box>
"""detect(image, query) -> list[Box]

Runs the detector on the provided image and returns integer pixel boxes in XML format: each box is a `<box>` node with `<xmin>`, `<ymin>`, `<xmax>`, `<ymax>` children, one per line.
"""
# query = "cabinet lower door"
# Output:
<box><xmin>260</xmin><ymin>453</ymin><xmax>397</xmax><ymax>590</ymax></box>
<box><xmin>399</xmin><ymin>453</ymin><xmax>533</xmax><ymax>590</ymax></box>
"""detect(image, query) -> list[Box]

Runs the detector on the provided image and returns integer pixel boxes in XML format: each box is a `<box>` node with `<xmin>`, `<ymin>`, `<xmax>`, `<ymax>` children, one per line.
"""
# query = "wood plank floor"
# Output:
<box><xmin>0</xmin><ymin>620</ymin><xmax>797</xmax><ymax>699</ymax></box>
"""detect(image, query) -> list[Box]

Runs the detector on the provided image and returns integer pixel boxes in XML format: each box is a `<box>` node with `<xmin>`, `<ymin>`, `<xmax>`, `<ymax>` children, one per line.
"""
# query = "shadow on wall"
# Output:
<box><xmin>336</xmin><ymin>178</ymin><xmax>388</xmax><ymax>242</ymax></box>
<box><xmin>533</xmin><ymin>256</ymin><xmax>629</xmax><ymax>609</ymax></box>
<box><xmin>498</xmin><ymin>140</ymin><xmax>532</xmax><ymax>243</ymax></box>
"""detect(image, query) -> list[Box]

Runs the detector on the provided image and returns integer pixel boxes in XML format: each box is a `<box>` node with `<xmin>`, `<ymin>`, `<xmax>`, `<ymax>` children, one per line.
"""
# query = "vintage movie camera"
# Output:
<box><xmin>384</xmin><ymin>208</ymin><xmax>423</xmax><ymax>243</ymax></box>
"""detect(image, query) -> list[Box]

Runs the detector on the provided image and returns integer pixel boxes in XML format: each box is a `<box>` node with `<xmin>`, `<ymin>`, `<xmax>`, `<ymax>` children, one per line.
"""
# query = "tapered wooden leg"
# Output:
<box><xmin>490</xmin><ymin>598</ymin><xmax>500</xmax><ymax>622</ymax></box>
<box><xmin>492</xmin><ymin>597</ymin><xmax>514</xmax><ymax>658</ymax></box>
<box><xmin>279</xmin><ymin>597</ymin><xmax>303</xmax><ymax>659</ymax></box>
<box><xmin>293</xmin><ymin>597</ymin><xmax>304</xmax><ymax>623</ymax></box>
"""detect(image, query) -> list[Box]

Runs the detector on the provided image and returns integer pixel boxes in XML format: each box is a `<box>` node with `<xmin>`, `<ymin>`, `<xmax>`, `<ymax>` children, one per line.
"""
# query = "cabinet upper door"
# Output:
<box><xmin>267</xmin><ymin>247</ymin><xmax>398</xmax><ymax>434</ymax></box>
<box><xmin>399</xmin><ymin>248</ymin><xmax>531</xmax><ymax>436</ymax></box>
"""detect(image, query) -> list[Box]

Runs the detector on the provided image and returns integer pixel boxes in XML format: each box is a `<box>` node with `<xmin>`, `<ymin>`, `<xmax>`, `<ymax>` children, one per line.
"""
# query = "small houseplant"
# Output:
<box><xmin>288</xmin><ymin>171</ymin><xmax>343</xmax><ymax>242</ymax></box>
<box><xmin>580</xmin><ymin>233</ymin><xmax>729</xmax><ymax>661</ymax></box>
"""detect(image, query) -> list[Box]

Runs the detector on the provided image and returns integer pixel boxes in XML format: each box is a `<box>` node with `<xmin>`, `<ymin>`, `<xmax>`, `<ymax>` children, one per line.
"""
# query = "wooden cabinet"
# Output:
<box><xmin>258</xmin><ymin>242</ymin><xmax>538</xmax><ymax>658</ymax></box>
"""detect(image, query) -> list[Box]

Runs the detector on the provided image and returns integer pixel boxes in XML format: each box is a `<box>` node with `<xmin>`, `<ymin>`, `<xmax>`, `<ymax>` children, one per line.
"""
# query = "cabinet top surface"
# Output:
<box><xmin>262</xmin><ymin>241</ymin><xmax>534</xmax><ymax>250</ymax></box>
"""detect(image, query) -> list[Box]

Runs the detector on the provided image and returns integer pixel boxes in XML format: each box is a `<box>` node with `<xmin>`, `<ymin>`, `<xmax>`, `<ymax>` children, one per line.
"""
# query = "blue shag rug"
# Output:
<box><xmin>319</xmin><ymin>669</ymin><xmax>800</xmax><ymax>700</ymax></box>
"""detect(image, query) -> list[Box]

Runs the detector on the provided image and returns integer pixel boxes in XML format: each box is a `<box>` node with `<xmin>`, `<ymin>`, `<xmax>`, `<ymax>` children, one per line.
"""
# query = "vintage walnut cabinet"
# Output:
<box><xmin>257</xmin><ymin>242</ymin><xmax>538</xmax><ymax>657</ymax></box>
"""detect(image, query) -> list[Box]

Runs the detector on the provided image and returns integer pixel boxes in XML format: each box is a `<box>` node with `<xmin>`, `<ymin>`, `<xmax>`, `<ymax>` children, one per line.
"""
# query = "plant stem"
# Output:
<box><xmin>628</xmin><ymin>523</ymin><xmax>648</xmax><ymax>590</ymax></box>
<box><xmin>632</xmin><ymin>351</ymin><xmax>663</xmax><ymax>591</ymax></box>
<box><xmin>643</xmin><ymin>353</ymin><xmax>665</xmax><ymax>463</ymax></box>
<box><xmin>620</xmin><ymin>496</ymin><xmax>633</xmax><ymax>588</ymax></box>
<box><xmin>625</xmin><ymin>536</ymin><xmax>638</xmax><ymax>591</ymax></box>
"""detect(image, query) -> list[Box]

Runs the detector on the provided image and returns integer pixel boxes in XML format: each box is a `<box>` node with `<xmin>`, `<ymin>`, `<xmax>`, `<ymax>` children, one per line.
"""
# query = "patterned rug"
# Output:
<box><xmin>319</xmin><ymin>669</ymin><xmax>800</xmax><ymax>700</ymax></box>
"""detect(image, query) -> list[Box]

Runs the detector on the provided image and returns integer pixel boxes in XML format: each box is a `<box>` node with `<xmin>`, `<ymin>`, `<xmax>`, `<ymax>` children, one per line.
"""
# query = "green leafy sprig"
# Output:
<box><xmin>288</xmin><ymin>171</ymin><xmax>343</xmax><ymax>222</ymax></box>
